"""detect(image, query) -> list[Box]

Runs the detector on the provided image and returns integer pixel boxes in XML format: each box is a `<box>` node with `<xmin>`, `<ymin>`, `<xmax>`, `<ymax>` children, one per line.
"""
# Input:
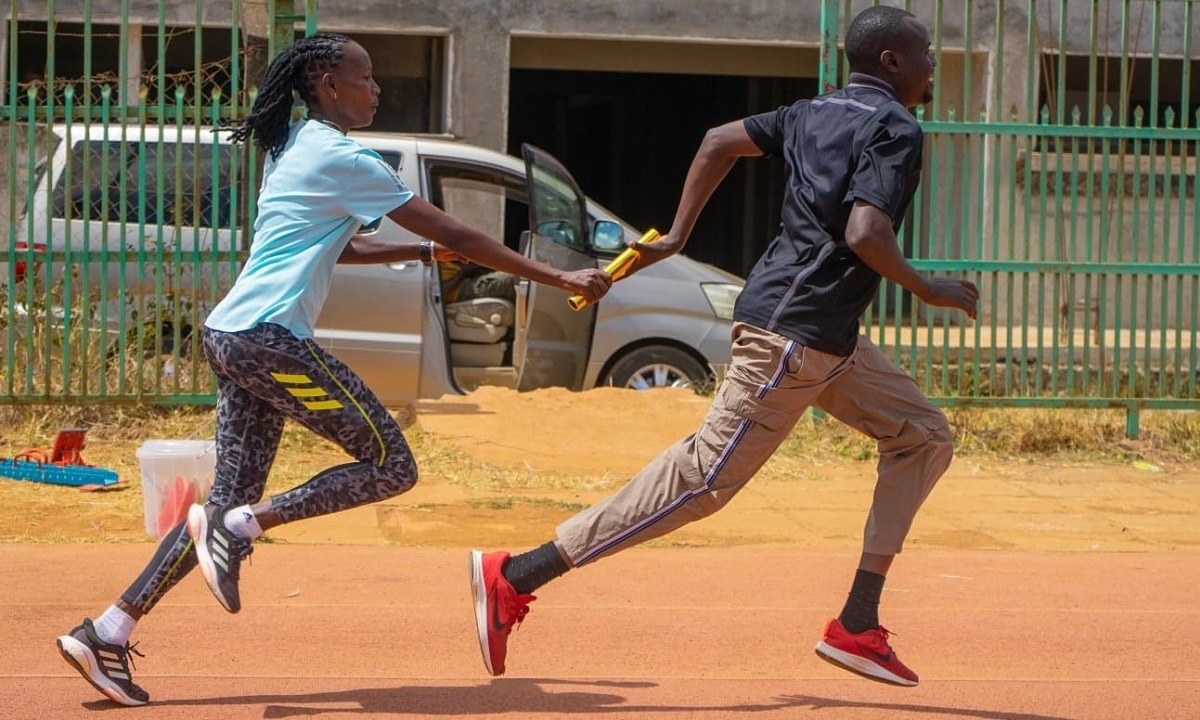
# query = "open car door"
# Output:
<box><xmin>513</xmin><ymin>144</ymin><xmax>599</xmax><ymax>391</ymax></box>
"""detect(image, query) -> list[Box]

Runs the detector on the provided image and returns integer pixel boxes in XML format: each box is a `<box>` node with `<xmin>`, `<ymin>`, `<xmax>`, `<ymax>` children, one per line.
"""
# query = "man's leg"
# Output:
<box><xmin>556</xmin><ymin>327</ymin><xmax>852</xmax><ymax>565</ymax></box>
<box><xmin>469</xmin><ymin>323</ymin><xmax>853</xmax><ymax>675</ymax></box>
<box><xmin>811</xmin><ymin>335</ymin><xmax>954</xmax><ymax>687</ymax></box>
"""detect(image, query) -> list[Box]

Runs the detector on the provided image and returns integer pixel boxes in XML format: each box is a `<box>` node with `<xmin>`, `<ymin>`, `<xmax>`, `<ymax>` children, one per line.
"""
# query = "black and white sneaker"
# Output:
<box><xmin>56</xmin><ymin>618</ymin><xmax>149</xmax><ymax>706</ymax></box>
<box><xmin>187</xmin><ymin>503</ymin><xmax>253</xmax><ymax>613</ymax></box>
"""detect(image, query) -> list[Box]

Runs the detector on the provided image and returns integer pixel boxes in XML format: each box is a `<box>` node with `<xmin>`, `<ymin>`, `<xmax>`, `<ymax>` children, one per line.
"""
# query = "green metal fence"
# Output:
<box><xmin>823</xmin><ymin>0</ymin><xmax>1200</xmax><ymax>435</ymax></box>
<box><xmin>3</xmin><ymin>0</ymin><xmax>1199</xmax><ymax>437</ymax></box>
<box><xmin>1</xmin><ymin>0</ymin><xmax>314</xmax><ymax>405</ymax></box>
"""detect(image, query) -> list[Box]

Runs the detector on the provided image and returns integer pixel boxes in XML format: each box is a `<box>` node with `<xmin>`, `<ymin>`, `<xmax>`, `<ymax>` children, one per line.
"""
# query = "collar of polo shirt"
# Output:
<box><xmin>846</xmin><ymin>72</ymin><xmax>900</xmax><ymax>102</ymax></box>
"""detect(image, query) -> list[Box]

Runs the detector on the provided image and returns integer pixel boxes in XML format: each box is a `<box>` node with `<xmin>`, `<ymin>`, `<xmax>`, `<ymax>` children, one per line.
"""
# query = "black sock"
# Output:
<box><xmin>502</xmin><ymin>541</ymin><xmax>570</xmax><ymax>595</ymax></box>
<box><xmin>837</xmin><ymin>569</ymin><xmax>885</xmax><ymax>634</ymax></box>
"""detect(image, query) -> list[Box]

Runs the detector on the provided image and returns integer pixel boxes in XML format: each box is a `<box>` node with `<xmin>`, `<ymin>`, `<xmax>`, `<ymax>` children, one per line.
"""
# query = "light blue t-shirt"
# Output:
<box><xmin>205</xmin><ymin>120</ymin><xmax>414</xmax><ymax>338</ymax></box>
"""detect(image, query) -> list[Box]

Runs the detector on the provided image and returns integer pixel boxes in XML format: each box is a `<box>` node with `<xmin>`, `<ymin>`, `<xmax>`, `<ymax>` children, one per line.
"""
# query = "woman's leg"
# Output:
<box><xmin>56</xmin><ymin>347</ymin><xmax>286</xmax><ymax>706</ymax></box>
<box><xmin>188</xmin><ymin>323</ymin><xmax>417</xmax><ymax>610</ymax></box>
<box><xmin>118</xmin><ymin>373</ymin><xmax>285</xmax><ymax>615</ymax></box>
<box><xmin>200</xmin><ymin>323</ymin><xmax>416</xmax><ymax>524</ymax></box>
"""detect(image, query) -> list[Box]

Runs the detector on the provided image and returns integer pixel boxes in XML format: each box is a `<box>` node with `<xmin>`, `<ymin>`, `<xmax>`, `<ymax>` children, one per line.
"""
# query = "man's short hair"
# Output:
<box><xmin>845</xmin><ymin>5</ymin><xmax>918</xmax><ymax>73</ymax></box>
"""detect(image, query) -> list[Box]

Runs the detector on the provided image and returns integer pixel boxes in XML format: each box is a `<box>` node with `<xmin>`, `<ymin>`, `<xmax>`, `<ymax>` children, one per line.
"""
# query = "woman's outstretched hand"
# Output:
<box><xmin>559</xmin><ymin>268</ymin><xmax>613</xmax><ymax>305</ymax></box>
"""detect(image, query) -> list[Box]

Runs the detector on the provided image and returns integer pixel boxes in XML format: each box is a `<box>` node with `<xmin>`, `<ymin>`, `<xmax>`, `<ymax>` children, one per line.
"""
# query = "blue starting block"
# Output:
<box><xmin>0</xmin><ymin>458</ymin><xmax>120</xmax><ymax>487</ymax></box>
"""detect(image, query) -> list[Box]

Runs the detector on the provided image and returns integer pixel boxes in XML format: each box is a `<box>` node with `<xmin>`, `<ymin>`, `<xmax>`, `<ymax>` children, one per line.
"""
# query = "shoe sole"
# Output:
<box><xmin>56</xmin><ymin>635</ymin><xmax>147</xmax><ymax>706</ymax></box>
<box><xmin>814</xmin><ymin>641</ymin><xmax>918</xmax><ymax>687</ymax></box>
<box><xmin>468</xmin><ymin>550</ymin><xmax>499</xmax><ymax>676</ymax></box>
<box><xmin>187</xmin><ymin>505</ymin><xmax>238</xmax><ymax>614</ymax></box>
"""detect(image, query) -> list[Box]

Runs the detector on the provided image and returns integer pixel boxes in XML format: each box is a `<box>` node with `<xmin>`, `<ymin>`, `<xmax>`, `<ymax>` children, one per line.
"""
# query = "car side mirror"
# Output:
<box><xmin>591</xmin><ymin>220</ymin><xmax>624</xmax><ymax>251</ymax></box>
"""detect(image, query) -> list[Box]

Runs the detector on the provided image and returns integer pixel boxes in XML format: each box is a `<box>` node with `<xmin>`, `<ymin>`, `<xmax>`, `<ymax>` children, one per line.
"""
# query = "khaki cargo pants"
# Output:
<box><xmin>558</xmin><ymin>322</ymin><xmax>954</xmax><ymax>566</ymax></box>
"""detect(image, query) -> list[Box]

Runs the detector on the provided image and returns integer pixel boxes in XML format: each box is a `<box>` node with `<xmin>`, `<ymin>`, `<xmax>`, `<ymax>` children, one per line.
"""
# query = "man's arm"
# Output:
<box><xmin>629</xmin><ymin>120</ymin><xmax>765</xmax><ymax>271</ymax></box>
<box><xmin>845</xmin><ymin>200</ymin><xmax>978</xmax><ymax>318</ymax></box>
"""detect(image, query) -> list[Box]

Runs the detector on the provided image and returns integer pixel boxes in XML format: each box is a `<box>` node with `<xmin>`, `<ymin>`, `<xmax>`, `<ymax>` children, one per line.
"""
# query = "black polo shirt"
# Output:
<box><xmin>737</xmin><ymin>73</ymin><xmax>924</xmax><ymax>357</ymax></box>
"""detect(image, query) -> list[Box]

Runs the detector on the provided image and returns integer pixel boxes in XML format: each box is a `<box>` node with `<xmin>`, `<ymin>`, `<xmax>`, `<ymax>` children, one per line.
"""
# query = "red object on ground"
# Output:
<box><xmin>5</xmin><ymin>428</ymin><xmax>123</xmax><ymax>492</ymax></box>
<box><xmin>12</xmin><ymin>241</ymin><xmax>45</xmax><ymax>284</ymax></box>
<box><xmin>155</xmin><ymin>476</ymin><xmax>198</xmax><ymax>537</ymax></box>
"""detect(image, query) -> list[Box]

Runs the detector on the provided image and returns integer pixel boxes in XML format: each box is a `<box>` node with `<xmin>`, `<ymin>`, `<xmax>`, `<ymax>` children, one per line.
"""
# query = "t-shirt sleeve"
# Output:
<box><xmin>845</xmin><ymin>118</ymin><xmax>924</xmax><ymax>221</ymax></box>
<box><xmin>341</xmin><ymin>150</ymin><xmax>414</xmax><ymax>225</ymax></box>
<box><xmin>743</xmin><ymin>105</ymin><xmax>791</xmax><ymax>157</ymax></box>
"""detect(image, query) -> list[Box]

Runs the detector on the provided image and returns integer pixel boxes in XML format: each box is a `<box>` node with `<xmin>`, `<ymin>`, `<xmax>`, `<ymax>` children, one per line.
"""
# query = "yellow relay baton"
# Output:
<box><xmin>568</xmin><ymin>228</ymin><xmax>661</xmax><ymax>311</ymax></box>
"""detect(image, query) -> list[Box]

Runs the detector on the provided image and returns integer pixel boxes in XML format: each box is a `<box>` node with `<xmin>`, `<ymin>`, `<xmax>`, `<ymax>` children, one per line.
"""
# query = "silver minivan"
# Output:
<box><xmin>7</xmin><ymin>125</ymin><xmax>743</xmax><ymax>405</ymax></box>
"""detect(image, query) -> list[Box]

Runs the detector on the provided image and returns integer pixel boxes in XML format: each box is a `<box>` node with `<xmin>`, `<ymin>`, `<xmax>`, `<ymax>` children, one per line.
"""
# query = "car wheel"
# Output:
<box><xmin>604</xmin><ymin>346</ymin><xmax>711</xmax><ymax>391</ymax></box>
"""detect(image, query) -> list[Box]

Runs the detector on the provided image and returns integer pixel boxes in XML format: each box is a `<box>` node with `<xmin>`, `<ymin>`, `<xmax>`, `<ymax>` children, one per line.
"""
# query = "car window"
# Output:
<box><xmin>50</xmin><ymin>140</ymin><xmax>139</xmax><ymax>223</ymax></box>
<box><xmin>426</xmin><ymin>161</ymin><xmax>530</xmax><ymax>252</ymax></box>
<box><xmin>142</xmin><ymin>142</ymin><xmax>236</xmax><ymax>230</ymax></box>
<box><xmin>376</xmin><ymin>150</ymin><xmax>402</xmax><ymax>171</ymax></box>
<box><xmin>23</xmin><ymin>134</ymin><xmax>61</xmax><ymax>218</ymax></box>
<box><xmin>51</xmin><ymin>138</ymin><xmax>236</xmax><ymax>230</ymax></box>
<box><xmin>524</xmin><ymin>146</ymin><xmax>588</xmax><ymax>253</ymax></box>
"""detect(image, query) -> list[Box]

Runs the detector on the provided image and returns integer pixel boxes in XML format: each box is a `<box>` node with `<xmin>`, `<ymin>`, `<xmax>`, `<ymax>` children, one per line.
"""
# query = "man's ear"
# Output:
<box><xmin>879</xmin><ymin>49</ymin><xmax>900</xmax><ymax>75</ymax></box>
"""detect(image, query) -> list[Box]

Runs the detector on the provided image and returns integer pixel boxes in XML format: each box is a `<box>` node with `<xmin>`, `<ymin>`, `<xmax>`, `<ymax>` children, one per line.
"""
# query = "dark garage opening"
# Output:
<box><xmin>508</xmin><ymin>69</ymin><xmax>818</xmax><ymax>278</ymax></box>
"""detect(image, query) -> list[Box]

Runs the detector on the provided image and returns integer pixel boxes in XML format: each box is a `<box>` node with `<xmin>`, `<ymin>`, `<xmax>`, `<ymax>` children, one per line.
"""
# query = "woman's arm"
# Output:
<box><xmin>337</xmin><ymin>233</ymin><xmax>459</xmax><ymax>265</ymax></box>
<box><xmin>386</xmin><ymin>196</ymin><xmax>611</xmax><ymax>303</ymax></box>
<box><xmin>337</xmin><ymin>234</ymin><xmax>419</xmax><ymax>264</ymax></box>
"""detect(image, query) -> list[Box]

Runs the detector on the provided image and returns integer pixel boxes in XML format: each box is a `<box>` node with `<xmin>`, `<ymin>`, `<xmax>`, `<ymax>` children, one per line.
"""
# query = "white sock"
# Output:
<box><xmin>93</xmin><ymin>605</ymin><xmax>136</xmax><ymax>646</ymax></box>
<box><xmin>222</xmin><ymin>505</ymin><xmax>264</xmax><ymax>540</ymax></box>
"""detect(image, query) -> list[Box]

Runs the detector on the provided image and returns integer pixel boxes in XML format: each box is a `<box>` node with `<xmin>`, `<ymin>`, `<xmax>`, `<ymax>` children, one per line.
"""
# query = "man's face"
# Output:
<box><xmin>885</xmin><ymin>18</ymin><xmax>936</xmax><ymax>108</ymax></box>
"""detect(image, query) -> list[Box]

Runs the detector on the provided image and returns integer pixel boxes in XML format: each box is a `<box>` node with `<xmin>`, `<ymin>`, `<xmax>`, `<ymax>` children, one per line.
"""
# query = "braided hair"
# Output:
<box><xmin>226</xmin><ymin>32</ymin><xmax>351</xmax><ymax>160</ymax></box>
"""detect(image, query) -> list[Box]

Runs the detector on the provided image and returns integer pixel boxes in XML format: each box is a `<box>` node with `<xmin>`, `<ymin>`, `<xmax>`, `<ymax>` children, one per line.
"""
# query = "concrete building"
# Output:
<box><xmin>8</xmin><ymin>0</ymin><xmax>1198</xmax><ymax>289</ymax></box>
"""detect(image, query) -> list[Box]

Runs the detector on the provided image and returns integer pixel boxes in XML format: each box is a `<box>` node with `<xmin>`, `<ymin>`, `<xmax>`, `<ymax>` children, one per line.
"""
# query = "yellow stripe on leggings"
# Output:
<box><xmin>302</xmin><ymin>399</ymin><xmax>344</xmax><ymax>411</ymax></box>
<box><xmin>287</xmin><ymin>386</ymin><xmax>327</xmax><ymax>398</ymax></box>
<box><xmin>303</xmin><ymin>340</ymin><xmax>386</xmax><ymax>466</ymax></box>
<box><xmin>271</xmin><ymin>372</ymin><xmax>312</xmax><ymax>385</ymax></box>
<box><xmin>141</xmin><ymin>539</ymin><xmax>194</xmax><ymax>612</ymax></box>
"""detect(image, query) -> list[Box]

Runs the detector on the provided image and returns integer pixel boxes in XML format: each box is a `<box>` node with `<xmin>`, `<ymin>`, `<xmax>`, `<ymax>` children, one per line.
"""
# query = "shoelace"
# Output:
<box><xmin>503</xmin><ymin>592</ymin><xmax>536</xmax><ymax>630</ymax></box>
<box><xmin>119</xmin><ymin>642</ymin><xmax>145</xmax><ymax>673</ymax></box>
<box><xmin>866</xmin><ymin>625</ymin><xmax>895</xmax><ymax>650</ymax></box>
<box><xmin>221</xmin><ymin>531</ymin><xmax>254</xmax><ymax>580</ymax></box>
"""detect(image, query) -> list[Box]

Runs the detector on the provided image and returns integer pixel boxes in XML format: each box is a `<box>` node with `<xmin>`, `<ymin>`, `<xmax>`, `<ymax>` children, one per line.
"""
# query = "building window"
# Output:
<box><xmin>353</xmin><ymin>33</ymin><xmax>445</xmax><ymax>133</ymax></box>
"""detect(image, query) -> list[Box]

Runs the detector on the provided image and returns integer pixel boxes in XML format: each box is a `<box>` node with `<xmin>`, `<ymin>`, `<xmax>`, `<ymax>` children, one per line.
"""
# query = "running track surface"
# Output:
<box><xmin>3</xmin><ymin>545</ymin><xmax>1197</xmax><ymax>719</ymax></box>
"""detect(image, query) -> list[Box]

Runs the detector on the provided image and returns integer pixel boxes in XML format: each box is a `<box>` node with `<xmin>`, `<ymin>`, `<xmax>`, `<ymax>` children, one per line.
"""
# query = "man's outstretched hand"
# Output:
<box><xmin>923</xmin><ymin>278</ymin><xmax>979</xmax><ymax>320</ymax></box>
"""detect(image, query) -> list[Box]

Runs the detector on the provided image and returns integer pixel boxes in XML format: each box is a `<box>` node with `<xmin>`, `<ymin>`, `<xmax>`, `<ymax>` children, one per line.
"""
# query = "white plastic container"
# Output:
<box><xmin>135</xmin><ymin>439</ymin><xmax>217</xmax><ymax>539</ymax></box>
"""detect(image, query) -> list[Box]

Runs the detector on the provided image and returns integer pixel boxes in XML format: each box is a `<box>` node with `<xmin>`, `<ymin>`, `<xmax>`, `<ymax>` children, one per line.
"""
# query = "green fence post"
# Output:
<box><xmin>1125</xmin><ymin>406</ymin><xmax>1139</xmax><ymax>440</ymax></box>
<box><xmin>818</xmin><ymin>0</ymin><xmax>840</xmax><ymax>94</ymax></box>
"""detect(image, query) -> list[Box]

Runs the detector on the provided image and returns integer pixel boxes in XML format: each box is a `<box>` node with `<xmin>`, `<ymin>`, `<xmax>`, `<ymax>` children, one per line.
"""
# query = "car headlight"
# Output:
<box><xmin>701</xmin><ymin>282</ymin><xmax>741</xmax><ymax>321</ymax></box>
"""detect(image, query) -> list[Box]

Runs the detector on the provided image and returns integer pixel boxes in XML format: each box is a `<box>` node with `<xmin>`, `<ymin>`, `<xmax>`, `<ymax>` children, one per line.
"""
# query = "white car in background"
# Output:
<box><xmin>7</xmin><ymin>125</ymin><xmax>743</xmax><ymax>405</ymax></box>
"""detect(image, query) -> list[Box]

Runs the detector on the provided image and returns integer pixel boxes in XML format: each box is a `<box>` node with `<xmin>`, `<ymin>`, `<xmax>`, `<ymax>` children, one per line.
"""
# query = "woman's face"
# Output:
<box><xmin>318</xmin><ymin>41</ymin><xmax>380</xmax><ymax>129</ymax></box>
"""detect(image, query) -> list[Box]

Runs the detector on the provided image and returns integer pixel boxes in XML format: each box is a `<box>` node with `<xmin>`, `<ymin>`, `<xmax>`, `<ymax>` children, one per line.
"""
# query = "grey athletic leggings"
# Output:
<box><xmin>121</xmin><ymin>323</ymin><xmax>417</xmax><ymax>613</ymax></box>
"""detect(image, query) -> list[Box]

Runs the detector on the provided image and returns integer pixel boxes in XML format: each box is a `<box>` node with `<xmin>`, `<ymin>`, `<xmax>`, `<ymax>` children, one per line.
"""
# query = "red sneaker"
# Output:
<box><xmin>814</xmin><ymin>618</ymin><xmax>919</xmax><ymax>687</ymax></box>
<box><xmin>469</xmin><ymin>550</ymin><xmax>536</xmax><ymax>676</ymax></box>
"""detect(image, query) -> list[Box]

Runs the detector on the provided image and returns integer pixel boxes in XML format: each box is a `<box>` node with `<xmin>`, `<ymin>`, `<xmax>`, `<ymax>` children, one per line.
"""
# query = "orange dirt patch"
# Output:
<box><xmin>1</xmin><ymin>386</ymin><xmax>1198</xmax><ymax>553</ymax></box>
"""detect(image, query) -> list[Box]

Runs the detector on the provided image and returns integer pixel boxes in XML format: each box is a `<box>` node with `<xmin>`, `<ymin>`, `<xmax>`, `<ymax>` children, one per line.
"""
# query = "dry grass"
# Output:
<box><xmin>0</xmin><ymin>406</ymin><xmax>341</xmax><ymax>543</ymax></box>
<box><xmin>1</xmin><ymin>403</ymin><xmax>1198</xmax><ymax>544</ymax></box>
<box><xmin>774</xmin><ymin>407</ymin><xmax>1200</xmax><ymax>466</ymax></box>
